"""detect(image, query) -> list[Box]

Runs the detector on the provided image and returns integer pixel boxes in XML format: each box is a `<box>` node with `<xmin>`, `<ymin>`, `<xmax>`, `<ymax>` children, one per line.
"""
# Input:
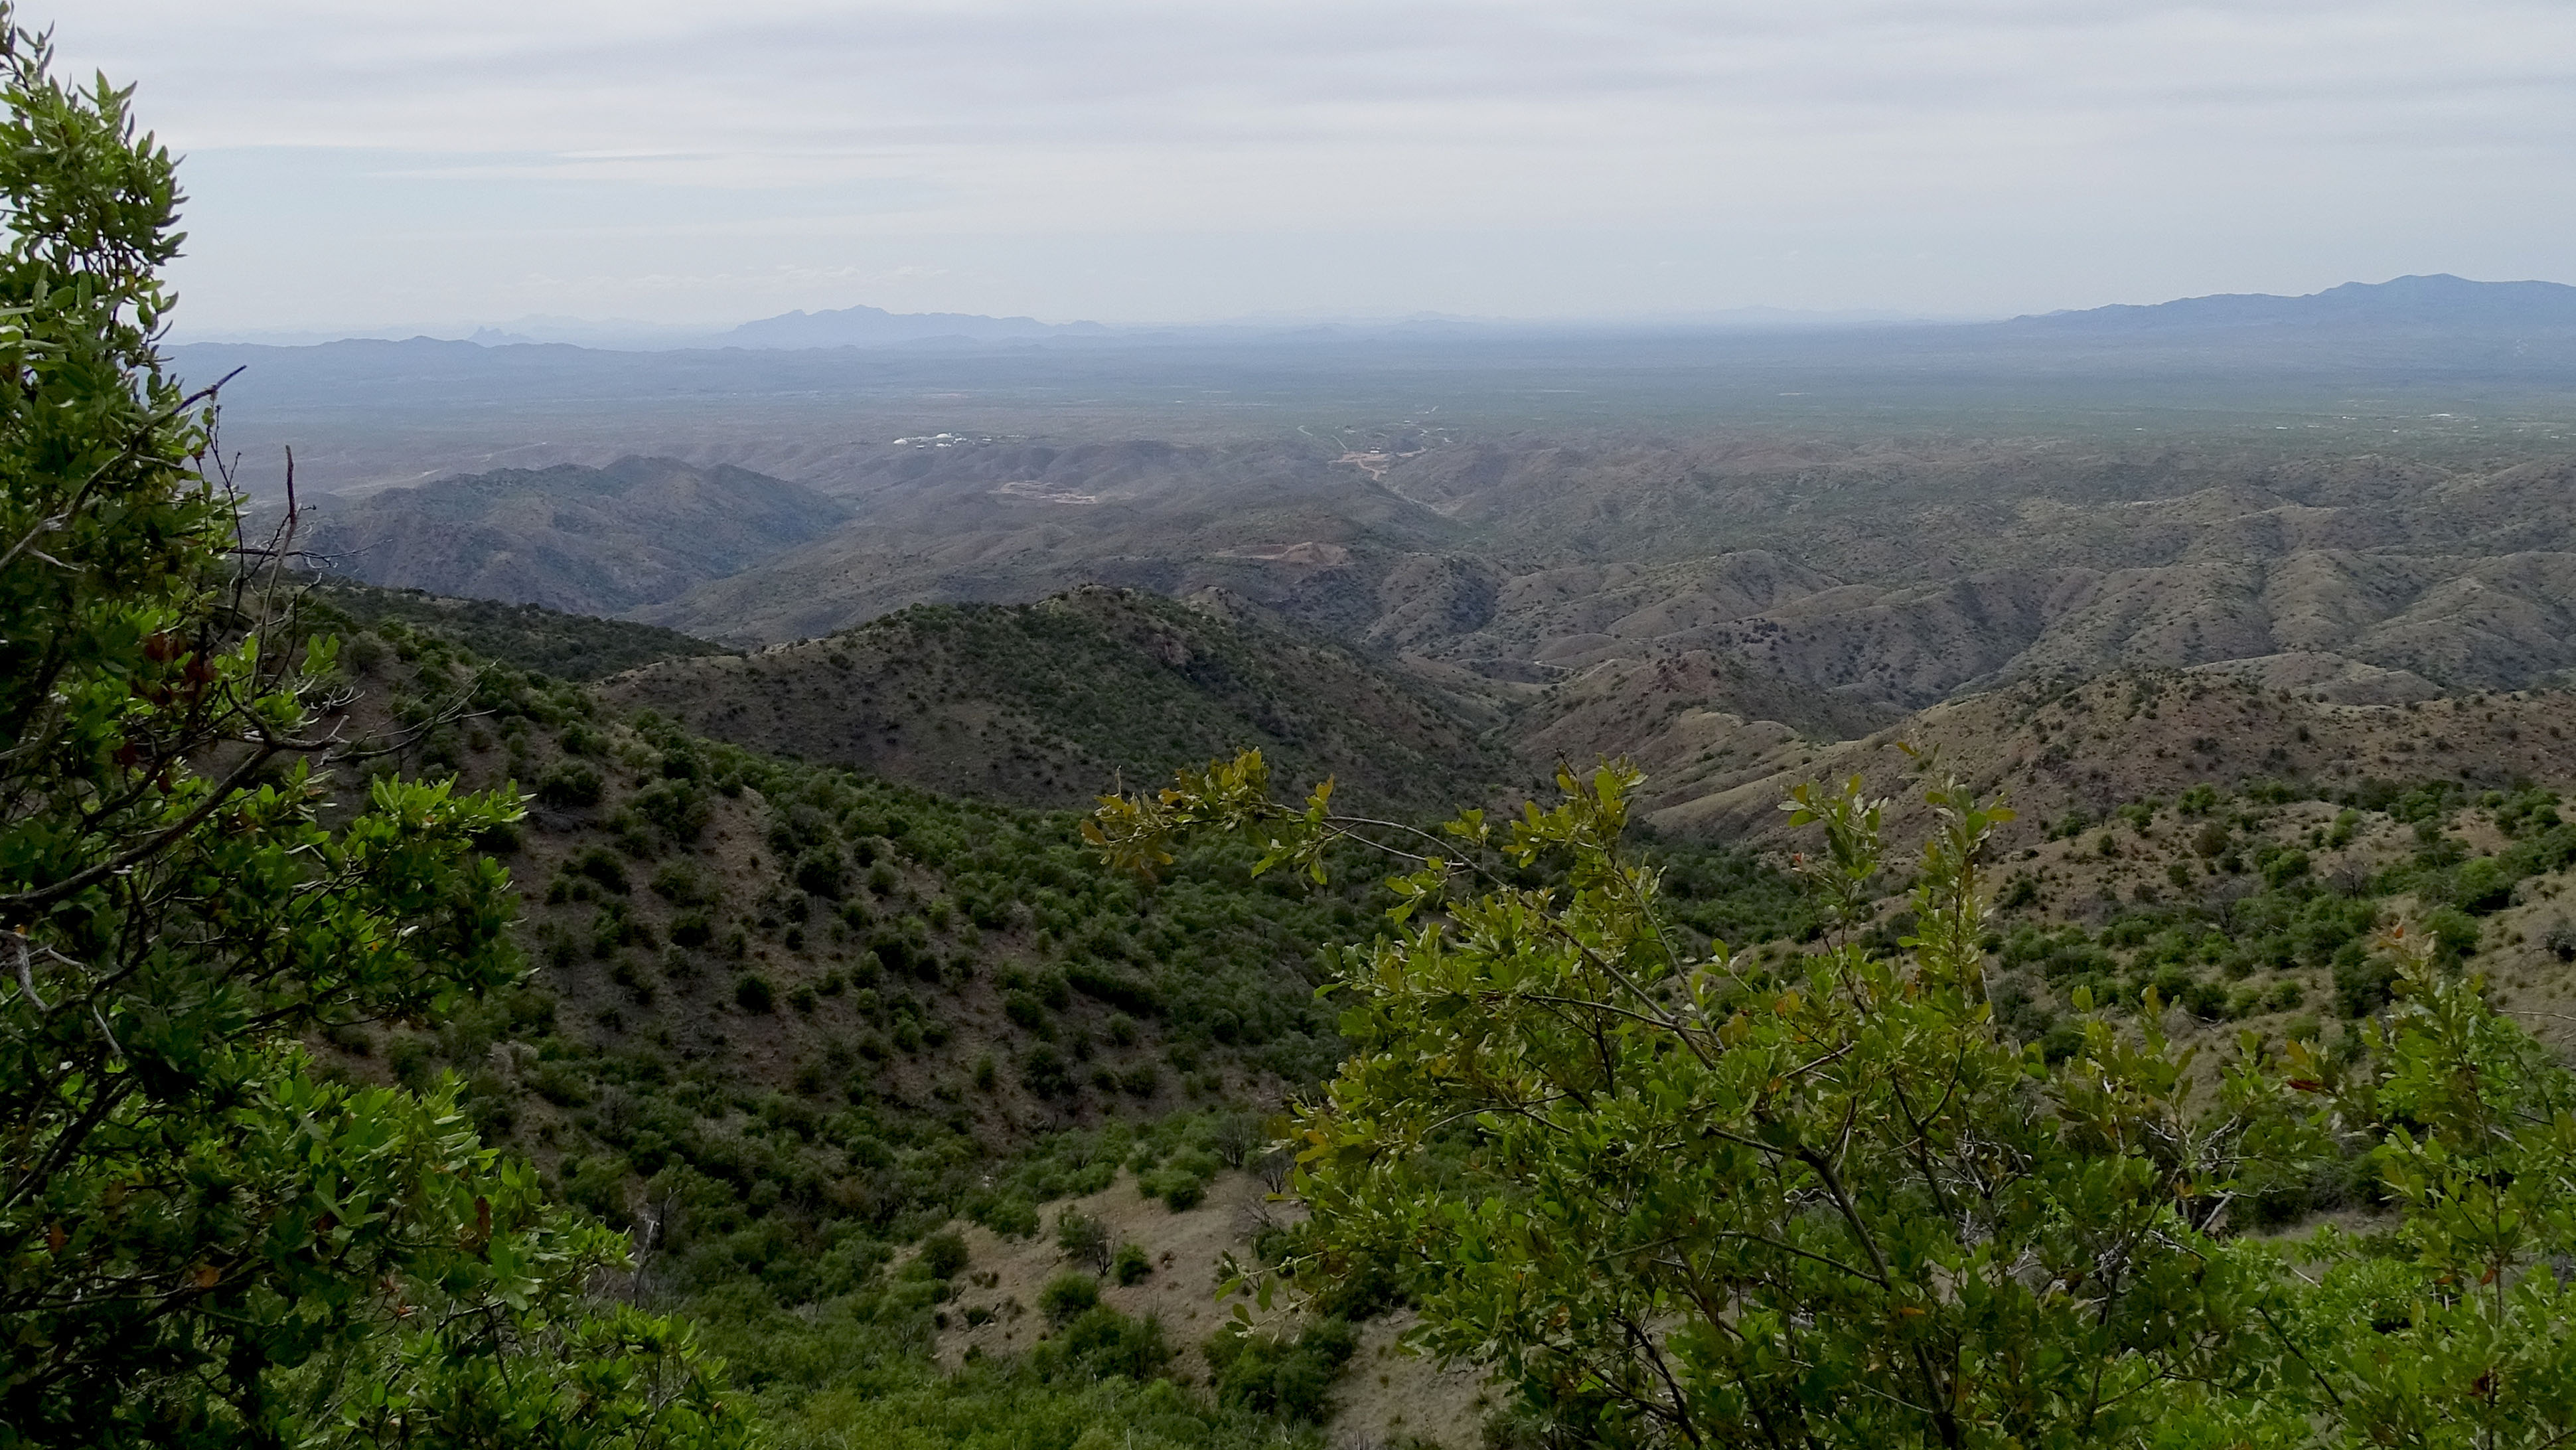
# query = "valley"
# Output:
<box><xmin>303</xmin><ymin>559</ymin><xmax>2576</xmax><ymax>1447</ymax></box>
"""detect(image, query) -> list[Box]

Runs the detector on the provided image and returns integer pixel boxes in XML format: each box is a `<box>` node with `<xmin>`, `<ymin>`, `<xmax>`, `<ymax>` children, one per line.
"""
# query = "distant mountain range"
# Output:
<box><xmin>706</xmin><ymin>274</ymin><xmax>2576</xmax><ymax>347</ymax></box>
<box><xmin>167</xmin><ymin>272</ymin><xmax>2576</xmax><ymax>507</ymax></box>
<box><xmin>190</xmin><ymin>274</ymin><xmax>2576</xmax><ymax>354</ymax></box>
<box><xmin>465</xmin><ymin>303</ymin><xmax>1119</xmax><ymax>349</ymax></box>
<box><xmin>2013</xmin><ymin>274</ymin><xmax>2576</xmax><ymax>333</ymax></box>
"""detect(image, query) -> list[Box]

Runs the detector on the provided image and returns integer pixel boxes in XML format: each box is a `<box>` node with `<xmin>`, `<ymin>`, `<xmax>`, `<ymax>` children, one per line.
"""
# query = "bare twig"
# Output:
<box><xmin>7</xmin><ymin>927</ymin><xmax>64</xmax><ymax>1010</ymax></box>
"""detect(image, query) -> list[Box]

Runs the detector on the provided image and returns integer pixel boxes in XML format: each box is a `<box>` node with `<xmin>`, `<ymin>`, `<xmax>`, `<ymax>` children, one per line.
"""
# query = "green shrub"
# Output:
<box><xmin>562</xmin><ymin>1154</ymin><xmax>631</xmax><ymax>1224</ymax></box>
<box><xmin>385</xmin><ymin>1034</ymin><xmax>435</xmax><ymax>1089</ymax></box>
<box><xmin>917</xmin><ymin>1230</ymin><xmax>970</xmax><ymax>1280</ymax></box>
<box><xmin>1022</xmin><ymin>1044</ymin><xmax>1073</xmax><ymax>1097</ymax></box>
<box><xmin>536</xmin><ymin>762</ymin><xmax>603</xmax><ymax>807</ymax></box>
<box><xmin>572</xmin><ymin>845</ymin><xmax>631</xmax><ymax>894</ymax></box>
<box><xmin>633</xmin><ymin>778</ymin><xmax>711</xmax><ymax>843</ymax></box>
<box><xmin>1056</xmin><ymin>1211</ymin><xmax>1111</xmax><ymax>1274</ymax></box>
<box><xmin>793</xmin><ymin>846</ymin><xmax>846</xmax><ymax>898</ymax></box>
<box><xmin>590</xmin><ymin>902</ymin><xmax>650</xmax><ymax>957</ymax></box>
<box><xmin>1139</xmin><ymin>1147</ymin><xmax>1221</xmax><ymax>1210</ymax></box>
<box><xmin>1112</xmin><ymin>1242</ymin><xmax>1152</xmax><ymax>1285</ymax></box>
<box><xmin>2423</xmin><ymin>905</ymin><xmax>2480</xmax><ymax>959</ymax></box>
<box><xmin>1203</xmin><ymin>1318</ymin><xmax>1357</xmax><ymax>1421</ymax></box>
<box><xmin>652</xmin><ymin>862</ymin><xmax>712</xmax><ymax>905</ymax></box>
<box><xmin>1004</xmin><ymin>991</ymin><xmax>1051</xmax><ymax>1030</ymax></box>
<box><xmin>1037</xmin><ymin>1271</ymin><xmax>1100</xmax><ymax>1326</ymax></box>
<box><xmin>1066</xmin><ymin>960</ymin><xmax>1158</xmax><ymax>1014</ymax></box>
<box><xmin>1042</xmin><ymin>1305</ymin><xmax>1172</xmax><ymax>1381</ymax></box>
<box><xmin>734</xmin><ymin>973</ymin><xmax>777</xmax><ymax>1013</ymax></box>
<box><xmin>2259</xmin><ymin>848</ymin><xmax>2309</xmax><ymax>890</ymax></box>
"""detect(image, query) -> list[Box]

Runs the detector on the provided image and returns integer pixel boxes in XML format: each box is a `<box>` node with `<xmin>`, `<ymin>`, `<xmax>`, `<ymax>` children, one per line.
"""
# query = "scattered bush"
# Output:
<box><xmin>669</xmin><ymin>911</ymin><xmax>714</xmax><ymax>949</ymax></box>
<box><xmin>571</xmin><ymin>845</ymin><xmax>631</xmax><ymax>894</ymax></box>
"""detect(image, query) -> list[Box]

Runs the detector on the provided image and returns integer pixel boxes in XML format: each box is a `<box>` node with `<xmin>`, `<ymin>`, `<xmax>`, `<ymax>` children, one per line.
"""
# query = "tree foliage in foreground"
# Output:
<box><xmin>1093</xmin><ymin>751</ymin><xmax>2576</xmax><ymax>1448</ymax></box>
<box><xmin>0</xmin><ymin>14</ymin><xmax>741</xmax><ymax>1446</ymax></box>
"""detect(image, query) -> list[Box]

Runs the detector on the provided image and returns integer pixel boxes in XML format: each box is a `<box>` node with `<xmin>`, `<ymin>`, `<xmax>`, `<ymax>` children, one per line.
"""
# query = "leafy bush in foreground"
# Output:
<box><xmin>1098</xmin><ymin>751</ymin><xmax>2576</xmax><ymax>1447</ymax></box>
<box><xmin>0</xmin><ymin>18</ymin><xmax>740</xmax><ymax>1444</ymax></box>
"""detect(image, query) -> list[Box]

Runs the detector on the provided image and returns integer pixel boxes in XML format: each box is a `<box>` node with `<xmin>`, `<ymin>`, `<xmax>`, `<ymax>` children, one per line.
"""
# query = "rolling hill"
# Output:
<box><xmin>601</xmin><ymin>585</ymin><xmax>1517</xmax><ymax>816</ymax></box>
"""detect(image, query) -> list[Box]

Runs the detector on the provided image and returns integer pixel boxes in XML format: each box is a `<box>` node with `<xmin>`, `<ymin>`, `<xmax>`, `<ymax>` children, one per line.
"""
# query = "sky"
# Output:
<box><xmin>57</xmin><ymin>1</ymin><xmax>2576</xmax><ymax>336</ymax></box>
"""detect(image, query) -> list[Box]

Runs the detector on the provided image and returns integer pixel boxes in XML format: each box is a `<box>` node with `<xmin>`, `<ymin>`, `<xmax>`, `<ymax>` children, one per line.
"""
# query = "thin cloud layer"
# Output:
<box><xmin>60</xmin><ymin>0</ymin><xmax>2576</xmax><ymax>331</ymax></box>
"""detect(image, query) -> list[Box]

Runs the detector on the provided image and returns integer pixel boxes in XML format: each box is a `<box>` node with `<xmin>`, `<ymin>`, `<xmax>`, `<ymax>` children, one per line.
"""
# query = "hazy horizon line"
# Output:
<box><xmin>167</xmin><ymin>271</ymin><xmax>2575</xmax><ymax>351</ymax></box>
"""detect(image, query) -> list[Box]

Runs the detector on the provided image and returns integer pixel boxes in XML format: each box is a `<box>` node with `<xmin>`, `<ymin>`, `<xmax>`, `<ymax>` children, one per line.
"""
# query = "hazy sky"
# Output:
<box><xmin>59</xmin><ymin>1</ymin><xmax>2576</xmax><ymax>334</ymax></box>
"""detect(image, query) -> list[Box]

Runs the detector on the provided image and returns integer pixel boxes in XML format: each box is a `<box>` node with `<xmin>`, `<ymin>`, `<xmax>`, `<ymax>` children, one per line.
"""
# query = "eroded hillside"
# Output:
<box><xmin>574</xmin><ymin>435</ymin><xmax>2576</xmax><ymax>729</ymax></box>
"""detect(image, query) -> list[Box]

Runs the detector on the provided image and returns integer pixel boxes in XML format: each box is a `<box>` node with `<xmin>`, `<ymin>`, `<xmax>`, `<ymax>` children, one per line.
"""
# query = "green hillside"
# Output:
<box><xmin>309</xmin><ymin>575</ymin><xmax>731</xmax><ymax>680</ymax></box>
<box><xmin>601</xmin><ymin>584</ymin><xmax>1517</xmax><ymax>817</ymax></box>
<box><xmin>331</xmin><ymin>609</ymin><xmax>1345</xmax><ymax>1201</ymax></box>
<box><xmin>313</xmin><ymin>592</ymin><xmax>1809</xmax><ymax>1449</ymax></box>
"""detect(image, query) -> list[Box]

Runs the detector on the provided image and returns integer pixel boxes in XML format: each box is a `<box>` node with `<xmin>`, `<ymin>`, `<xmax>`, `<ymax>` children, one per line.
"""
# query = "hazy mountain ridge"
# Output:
<box><xmin>202</xmin><ymin>275</ymin><xmax>2576</xmax><ymax>864</ymax></box>
<box><xmin>306</xmin><ymin>455</ymin><xmax>849</xmax><ymax>615</ymax></box>
<box><xmin>2014</xmin><ymin>274</ymin><xmax>2576</xmax><ymax>334</ymax></box>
